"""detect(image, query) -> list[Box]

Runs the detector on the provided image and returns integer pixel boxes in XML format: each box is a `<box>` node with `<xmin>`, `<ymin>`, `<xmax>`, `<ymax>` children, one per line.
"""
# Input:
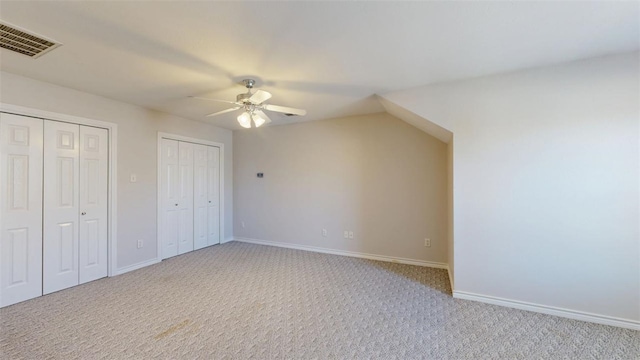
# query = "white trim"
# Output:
<box><xmin>447</xmin><ymin>266</ymin><xmax>454</xmax><ymax>293</ymax></box>
<box><xmin>0</xmin><ymin>103</ymin><xmax>119</xmax><ymax>278</ymax></box>
<box><xmin>233</xmin><ymin>237</ymin><xmax>448</xmax><ymax>269</ymax></box>
<box><xmin>115</xmin><ymin>258</ymin><xmax>160</xmax><ymax>276</ymax></box>
<box><xmin>453</xmin><ymin>290</ymin><xmax>640</xmax><ymax>331</ymax></box>
<box><xmin>221</xmin><ymin>237</ymin><xmax>234</xmax><ymax>244</ymax></box>
<box><xmin>156</xmin><ymin>132</ymin><xmax>225</xmax><ymax>261</ymax></box>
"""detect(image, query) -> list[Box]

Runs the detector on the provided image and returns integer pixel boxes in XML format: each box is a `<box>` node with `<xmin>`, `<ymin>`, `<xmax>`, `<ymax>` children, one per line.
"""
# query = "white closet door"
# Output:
<box><xmin>0</xmin><ymin>113</ymin><xmax>43</xmax><ymax>307</ymax></box>
<box><xmin>178</xmin><ymin>141</ymin><xmax>194</xmax><ymax>254</ymax></box>
<box><xmin>207</xmin><ymin>146</ymin><xmax>220</xmax><ymax>246</ymax></box>
<box><xmin>193</xmin><ymin>144</ymin><xmax>208</xmax><ymax>250</ymax></box>
<box><xmin>161</xmin><ymin>139</ymin><xmax>179</xmax><ymax>259</ymax></box>
<box><xmin>43</xmin><ymin>120</ymin><xmax>80</xmax><ymax>295</ymax></box>
<box><xmin>79</xmin><ymin>126</ymin><xmax>108</xmax><ymax>284</ymax></box>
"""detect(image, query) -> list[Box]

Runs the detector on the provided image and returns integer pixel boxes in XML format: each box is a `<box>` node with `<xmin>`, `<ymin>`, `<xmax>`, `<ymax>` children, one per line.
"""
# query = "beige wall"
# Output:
<box><xmin>233</xmin><ymin>112</ymin><xmax>448</xmax><ymax>263</ymax></box>
<box><xmin>447</xmin><ymin>139</ymin><xmax>454</xmax><ymax>287</ymax></box>
<box><xmin>381</xmin><ymin>52</ymin><xmax>640</xmax><ymax>324</ymax></box>
<box><xmin>0</xmin><ymin>71</ymin><xmax>233</xmax><ymax>270</ymax></box>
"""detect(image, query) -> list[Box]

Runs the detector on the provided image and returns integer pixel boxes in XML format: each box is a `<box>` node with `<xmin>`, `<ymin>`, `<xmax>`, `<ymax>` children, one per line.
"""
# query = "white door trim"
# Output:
<box><xmin>0</xmin><ymin>103</ymin><xmax>119</xmax><ymax>277</ymax></box>
<box><xmin>157</xmin><ymin>132</ymin><xmax>224</xmax><ymax>261</ymax></box>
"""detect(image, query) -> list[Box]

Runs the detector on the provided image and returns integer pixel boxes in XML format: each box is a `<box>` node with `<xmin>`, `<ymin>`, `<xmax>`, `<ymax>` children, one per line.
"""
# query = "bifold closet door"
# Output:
<box><xmin>207</xmin><ymin>146</ymin><xmax>220</xmax><ymax>246</ymax></box>
<box><xmin>43</xmin><ymin>120</ymin><xmax>80</xmax><ymax>295</ymax></box>
<box><xmin>193</xmin><ymin>144</ymin><xmax>208</xmax><ymax>251</ymax></box>
<box><xmin>161</xmin><ymin>139</ymin><xmax>219</xmax><ymax>259</ymax></box>
<box><xmin>0</xmin><ymin>113</ymin><xmax>43</xmax><ymax>307</ymax></box>
<box><xmin>160</xmin><ymin>139</ymin><xmax>179</xmax><ymax>259</ymax></box>
<box><xmin>78</xmin><ymin>126</ymin><xmax>108</xmax><ymax>284</ymax></box>
<box><xmin>177</xmin><ymin>142</ymin><xmax>194</xmax><ymax>254</ymax></box>
<box><xmin>43</xmin><ymin>122</ymin><xmax>109</xmax><ymax>293</ymax></box>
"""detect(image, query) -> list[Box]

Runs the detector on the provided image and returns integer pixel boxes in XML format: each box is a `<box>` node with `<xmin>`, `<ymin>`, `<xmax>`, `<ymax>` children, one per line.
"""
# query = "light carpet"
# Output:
<box><xmin>1</xmin><ymin>242</ymin><xmax>638</xmax><ymax>359</ymax></box>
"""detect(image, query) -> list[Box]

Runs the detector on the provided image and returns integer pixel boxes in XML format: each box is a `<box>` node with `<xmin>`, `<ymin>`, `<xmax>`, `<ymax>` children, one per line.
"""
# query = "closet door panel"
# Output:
<box><xmin>193</xmin><ymin>144</ymin><xmax>208</xmax><ymax>250</ymax></box>
<box><xmin>43</xmin><ymin>120</ymin><xmax>80</xmax><ymax>295</ymax></box>
<box><xmin>0</xmin><ymin>113</ymin><xmax>43</xmax><ymax>307</ymax></box>
<box><xmin>79</xmin><ymin>126</ymin><xmax>108</xmax><ymax>284</ymax></box>
<box><xmin>207</xmin><ymin>146</ymin><xmax>220</xmax><ymax>246</ymax></box>
<box><xmin>177</xmin><ymin>142</ymin><xmax>194</xmax><ymax>254</ymax></box>
<box><xmin>161</xmin><ymin>139</ymin><xmax>179</xmax><ymax>259</ymax></box>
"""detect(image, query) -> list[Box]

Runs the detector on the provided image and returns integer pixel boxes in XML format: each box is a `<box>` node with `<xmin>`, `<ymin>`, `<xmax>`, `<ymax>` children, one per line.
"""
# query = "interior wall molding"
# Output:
<box><xmin>233</xmin><ymin>237</ymin><xmax>448</xmax><ymax>269</ymax></box>
<box><xmin>453</xmin><ymin>290</ymin><xmax>640</xmax><ymax>331</ymax></box>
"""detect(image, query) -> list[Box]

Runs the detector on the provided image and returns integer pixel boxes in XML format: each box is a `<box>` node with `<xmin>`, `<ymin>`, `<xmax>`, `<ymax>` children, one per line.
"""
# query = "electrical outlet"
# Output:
<box><xmin>137</xmin><ymin>239</ymin><xmax>143</xmax><ymax>249</ymax></box>
<box><xmin>349</xmin><ymin>231</ymin><xmax>354</xmax><ymax>239</ymax></box>
<box><xmin>322</xmin><ymin>229</ymin><xmax>327</xmax><ymax>237</ymax></box>
<box><xmin>241</xmin><ymin>221</ymin><xmax>246</xmax><ymax>229</ymax></box>
<box><xmin>424</xmin><ymin>238</ymin><xmax>431</xmax><ymax>247</ymax></box>
<box><xmin>343</xmin><ymin>231</ymin><xmax>349</xmax><ymax>239</ymax></box>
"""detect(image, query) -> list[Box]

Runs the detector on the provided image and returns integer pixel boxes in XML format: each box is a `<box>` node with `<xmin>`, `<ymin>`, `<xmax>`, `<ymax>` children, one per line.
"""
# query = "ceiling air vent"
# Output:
<box><xmin>0</xmin><ymin>21</ymin><xmax>61</xmax><ymax>58</ymax></box>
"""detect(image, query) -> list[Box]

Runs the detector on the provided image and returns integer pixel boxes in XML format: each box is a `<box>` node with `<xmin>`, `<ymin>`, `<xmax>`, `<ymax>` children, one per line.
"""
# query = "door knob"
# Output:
<box><xmin>208</xmin><ymin>201</ymin><xmax>212</xmax><ymax>203</ymax></box>
<box><xmin>81</xmin><ymin>212</ymin><xmax>87</xmax><ymax>216</ymax></box>
<box><xmin>175</xmin><ymin>203</ymin><xmax>178</xmax><ymax>206</ymax></box>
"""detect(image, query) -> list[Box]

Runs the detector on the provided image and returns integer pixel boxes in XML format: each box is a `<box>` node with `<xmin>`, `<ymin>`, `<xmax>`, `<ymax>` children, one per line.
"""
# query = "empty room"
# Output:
<box><xmin>0</xmin><ymin>1</ymin><xmax>638</xmax><ymax>359</ymax></box>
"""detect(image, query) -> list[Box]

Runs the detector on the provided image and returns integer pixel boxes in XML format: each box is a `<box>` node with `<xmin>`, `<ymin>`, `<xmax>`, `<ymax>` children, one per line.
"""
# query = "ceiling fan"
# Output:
<box><xmin>190</xmin><ymin>79</ymin><xmax>306</xmax><ymax>128</ymax></box>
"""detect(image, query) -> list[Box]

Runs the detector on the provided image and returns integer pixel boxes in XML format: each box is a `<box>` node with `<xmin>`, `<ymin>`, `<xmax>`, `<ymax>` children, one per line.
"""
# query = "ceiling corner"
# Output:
<box><xmin>376</xmin><ymin>95</ymin><xmax>453</xmax><ymax>143</ymax></box>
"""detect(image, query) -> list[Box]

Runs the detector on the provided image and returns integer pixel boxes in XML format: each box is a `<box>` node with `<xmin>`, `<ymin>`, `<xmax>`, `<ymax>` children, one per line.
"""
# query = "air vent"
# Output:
<box><xmin>0</xmin><ymin>21</ymin><xmax>61</xmax><ymax>58</ymax></box>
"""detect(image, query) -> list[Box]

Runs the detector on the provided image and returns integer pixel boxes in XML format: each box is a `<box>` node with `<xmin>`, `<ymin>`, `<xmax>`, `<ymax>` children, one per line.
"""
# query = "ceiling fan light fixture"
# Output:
<box><xmin>252</xmin><ymin>113</ymin><xmax>266</xmax><ymax>128</ymax></box>
<box><xmin>237</xmin><ymin>112</ymin><xmax>252</xmax><ymax>128</ymax></box>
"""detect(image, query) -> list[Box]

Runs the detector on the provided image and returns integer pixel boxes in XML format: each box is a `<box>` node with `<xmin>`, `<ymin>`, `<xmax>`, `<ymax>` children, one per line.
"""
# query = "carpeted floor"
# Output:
<box><xmin>1</xmin><ymin>242</ymin><xmax>638</xmax><ymax>359</ymax></box>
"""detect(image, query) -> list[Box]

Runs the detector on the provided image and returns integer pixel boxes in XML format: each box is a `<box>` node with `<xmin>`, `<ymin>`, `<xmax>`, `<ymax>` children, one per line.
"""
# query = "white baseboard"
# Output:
<box><xmin>453</xmin><ymin>290</ymin><xmax>640</xmax><ymax>331</ymax></box>
<box><xmin>221</xmin><ymin>237</ymin><xmax>234</xmax><ymax>244</ymax></box>
<box><xmin>115</xmin><ymin>258</ymin><xmax>160</xmax><ymax>276</ymax></box>
<box><xmin>232</xmin><ymin>237</ymin><xmax>448</xmax><ymax>269</ymax></box>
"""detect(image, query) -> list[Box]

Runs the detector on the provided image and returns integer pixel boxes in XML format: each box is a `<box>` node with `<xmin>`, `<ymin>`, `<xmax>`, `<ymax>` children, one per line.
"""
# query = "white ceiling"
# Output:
<box><xmin>0</xmin><ymin>1</ymin><xmax>637</xmax><ymax>129</ymax></box>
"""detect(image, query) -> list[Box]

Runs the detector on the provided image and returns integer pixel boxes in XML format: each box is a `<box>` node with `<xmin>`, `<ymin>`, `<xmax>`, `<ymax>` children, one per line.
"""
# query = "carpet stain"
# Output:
<box><xmin>154</xmin><ymin>319</ymin><xmax>191</xmax><ymax>340</ymax></box>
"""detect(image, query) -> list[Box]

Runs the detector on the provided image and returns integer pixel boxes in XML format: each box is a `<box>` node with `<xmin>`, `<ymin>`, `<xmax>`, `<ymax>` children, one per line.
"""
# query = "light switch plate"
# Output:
<box><xmin>130</xmin><ymin>174</ymin><xmax>137</xmax><ymax>183</ymax></box>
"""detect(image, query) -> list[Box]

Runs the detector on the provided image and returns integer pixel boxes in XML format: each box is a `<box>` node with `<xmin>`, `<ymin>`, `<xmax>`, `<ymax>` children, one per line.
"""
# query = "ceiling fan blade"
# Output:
<box><xmin>263</xmin><ymin>104</ymin><xmax>307</xmax><ymax>116</ymax></box>
<box><xmin>254</xmin><ymin>110</ymin><xmax>272</xmax><ymax>124</ymax></box>
<box><xmin>189</xmin><ymin>96</ymin><xmax>242</xmax><ymax>106</ymax></box>
<box><xmin>249</xmin><ymin>90</ymin><xmax>272</xmax><ymax>104</ymax></box>
<box><xmin>205</xmin><ymin>107</ymin><xmax>241</xmax><ymax>117</ymax></box>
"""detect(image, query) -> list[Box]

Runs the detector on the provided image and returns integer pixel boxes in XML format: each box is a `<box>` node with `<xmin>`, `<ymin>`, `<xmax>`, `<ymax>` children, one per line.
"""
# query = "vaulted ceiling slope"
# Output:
<box><xmin>0</xmin><ymin>2</ymin><xmax>637</xmax><ymax>129</ymax></box>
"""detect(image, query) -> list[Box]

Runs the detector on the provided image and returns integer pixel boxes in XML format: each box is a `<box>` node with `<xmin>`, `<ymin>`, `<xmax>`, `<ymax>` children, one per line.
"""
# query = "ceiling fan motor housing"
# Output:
<box><xmin>237</xmin><ymin>79</ymin><xmax>257</xmax><ymax>104</ymax></box>
<box><xmin>236</xmin><ymin>93</ymin><xmax>252</xmax><ymax>103</ymax></box>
